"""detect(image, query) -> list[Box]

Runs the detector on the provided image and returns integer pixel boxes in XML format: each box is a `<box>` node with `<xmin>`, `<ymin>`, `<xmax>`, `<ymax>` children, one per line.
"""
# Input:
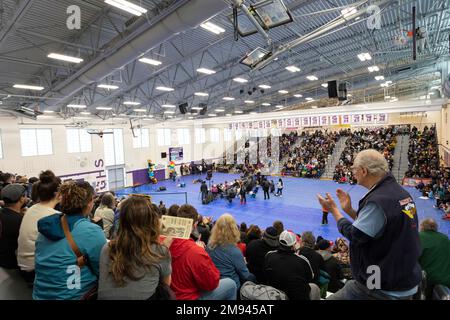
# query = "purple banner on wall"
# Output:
<box><xmin>131</xmin><ymin>168</ymin><xmax>166</xmax><ymax>186</ymax></box>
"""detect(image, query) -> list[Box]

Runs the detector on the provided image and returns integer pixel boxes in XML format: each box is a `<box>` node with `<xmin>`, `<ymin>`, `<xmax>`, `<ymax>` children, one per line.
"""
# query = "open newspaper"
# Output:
<box><xmin>161</xmin><ymin>215</ymin><xmax>193</xmax><ymax>239</ymax></box>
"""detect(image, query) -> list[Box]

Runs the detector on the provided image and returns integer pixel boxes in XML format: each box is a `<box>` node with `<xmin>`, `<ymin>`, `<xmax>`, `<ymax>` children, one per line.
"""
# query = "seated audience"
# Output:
<box><xmin>94</xmin><ymin>193</ymin><xmax>116</xmax><ymax>239</ymax></box>
<box><xmin>246</xmin><ymin>226</ymin><xmax>279</xmax><ymax>284</ymax></box>
<box><xmin>298</xmin><ymin>231</ymin><xmax>324</xmax><ymax>286</ymax></box>
<box><xmin>98</xmin><ymin>196</ymin><xmax>172</xmax><ymax>300</ymax></box>
<box><xmin>0</xmin><ymin>184</ymin><xmax>28</xmax><ymax>269</ymax></box>
<box><xmin>206</xmin><ymin>214</ymin><xmax>254</xmax><ymax>289</ymax></box>
<box><xmin>33</xmin><ymin>181</ymin><xmax>106</xmax><ymax>300</ymax></box>
<box><xmin>418</xmin><ymin>218</ymin><xmax>450</xmax><ymax>298</ymax></box>
<box><xmin>17</xmin><ymin>171</ymin><xmax>61</xmax><ymax>283</ymax></box>
<box><xmin>167</xmin><ymin>204</ymin><xmax>236</xmax><ymax>300</ymax></box>
<box><xmin>316</xmin><ymin>239</ymin><xmax>343</xmax><ymax>293</ymax></box>
<box><xmin>265</xmin><ymin>230</ymin><xmax>320</xmax><ymax>300</ymax></box>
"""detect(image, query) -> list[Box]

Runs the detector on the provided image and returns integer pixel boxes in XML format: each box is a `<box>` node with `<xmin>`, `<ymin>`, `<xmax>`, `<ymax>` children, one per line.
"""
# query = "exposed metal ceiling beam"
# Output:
<box><xmin>0</xmin><ymin>0</ymin><xmax>35</xmax><ymax>50</ymax></box>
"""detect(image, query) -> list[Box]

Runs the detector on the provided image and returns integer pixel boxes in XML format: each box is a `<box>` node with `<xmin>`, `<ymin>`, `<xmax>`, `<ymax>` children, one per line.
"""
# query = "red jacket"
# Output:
<box><xmin>169</xmin><ymin>238</ymin><xmax>220</xmax><ymax>300</ymax></box>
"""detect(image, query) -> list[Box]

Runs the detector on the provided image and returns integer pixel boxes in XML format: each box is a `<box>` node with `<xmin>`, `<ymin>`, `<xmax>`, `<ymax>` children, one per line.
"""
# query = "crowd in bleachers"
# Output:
<box><xmin>406</xmin><ymin>126</ymin><xmax>439</xmax><ymax>178</ymax></box>
<box><xmin>282</xmin><ymin>130</ymin><xmax>342</xmax><ymax>178</ymax></box>
<box><xmin>333</xmin><ymin>127</ymin><xmax>398</xmax><ymax>183</ymax></box>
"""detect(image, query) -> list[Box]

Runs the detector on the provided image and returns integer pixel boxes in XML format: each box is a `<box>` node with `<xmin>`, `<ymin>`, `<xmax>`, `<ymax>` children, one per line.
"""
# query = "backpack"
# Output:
<box><xmin>240</xmin><ymin>281</ymin><xmax>288</xmax><ymax>300</ymax></box>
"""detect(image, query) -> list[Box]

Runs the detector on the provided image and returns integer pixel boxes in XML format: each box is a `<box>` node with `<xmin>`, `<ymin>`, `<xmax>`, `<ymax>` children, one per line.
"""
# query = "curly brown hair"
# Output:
<box><xmin>109</xmin><ymin>196</ymin><xmax>164</xmax><ymax>286</ymax></box>
<box><xmin>59</xmin><ymin>181</ymin><xmax>94</xmax><ymax>215</ymax></box>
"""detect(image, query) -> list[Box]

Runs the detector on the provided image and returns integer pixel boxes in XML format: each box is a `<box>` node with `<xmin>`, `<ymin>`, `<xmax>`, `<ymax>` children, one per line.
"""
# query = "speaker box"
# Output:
<box><xmin>179</xmin><ymin>102</ymin><xmax>188</xmax><ymax>114</ymax></box>
<box><xmin>199</xmin><ymin>103</ymin><xmax>207</xmax><ymax>115</ymax></box>
<box><xmin>328</xmin><ymin>80</ymin><xmax>338</xmax><ymax>98</ymax></box>
<box><xmin>161</xmin><ymin>152</ymin><xmax>167</xmax><ymax>159</ymax></box>
<box><xmin>338</xmin><ymin>82</ymin><xmax>347</xmax><ymax>101</ymax></box>
<box><xmin>158</xmin><ymin>186</ymin><xmax>167</xmax><ymax>191</ymax></box>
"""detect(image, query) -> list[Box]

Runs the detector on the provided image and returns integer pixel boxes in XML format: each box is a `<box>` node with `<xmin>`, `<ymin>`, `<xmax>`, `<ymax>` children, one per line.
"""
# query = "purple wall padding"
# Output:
<box><xmin>129</xmin><ymin>168</ymin><xmax>166</xmax><ymax>185</ymax></box>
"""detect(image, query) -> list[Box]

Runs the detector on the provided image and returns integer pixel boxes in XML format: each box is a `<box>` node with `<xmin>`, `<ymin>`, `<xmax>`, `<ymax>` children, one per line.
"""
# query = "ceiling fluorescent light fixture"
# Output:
<box><xmin>285</xmin><ymin>65</ymin><xmax>301</xmax><ymax>72</ymax></box>
<box><xmin>96</xmin><ymin>107</ymin><xmax>112</xmax><ymax>110</ymax></box>
<box><xmin>13</xmin><ymin>84</ymin><xmax>44</xmax><ymax>91</ymax></box>
<box><xmin>321</xmin><ymin>83</ymin><xmax>328</xmax><ymax>88</ymax></box>
<box><xmin>250</xmin><ymin>112</ymin><xmax>258</xmax><ymax>115</ymax></box>
<box><xmin>104</xmin><ymin>0</ymin><xmax>147</xmax><ymax>16</ymax></box>
<box><xmin>375</xmin><ymin>75</ymin><xmax>385</xmax><ymax>81</ymax></box>
<box><xmin>305</xmin><ymin>97</ymin><xmax>314</xmax><ymax>101</ymax></box>
<box><xmin>197</xmin><ymin>68</ymin><xmax>216</xmax><ymax>75</ymax></box>
<box><xmin>134</xmin><ymin>108</ymin><xmax>147</xmax><ymax>112</ymax></box>
<box><xmin>98</xmin><ymin>84</ymin><xmax>119</xmax><ymax>89</ymax></box>
<box><xmin>43</xmin><ymin>110</ymin><xmax>54</xmax><ymax>114</ymax></box>
<box><xmin>244</xmin><ymin>100</ymin><xmax>255</xmax><ymax>104</ymax></box>
<box><xmin>368</xmin><ymin>65</ymin><xmax>380</xmax><ymax>72</ymax></box>
<box><xmin>162</xmin><ymin>104</ymin><xmax>176</xmax><ymax>108</ymax></box>
<box><xmin>294</xmin><ymin>94</ymin><xmax>302</xmax><ymax>98</ymax></box>
<box><xmin>208</xmin><ymin>113</ymin><xmax>217</xmax><ymax>117</ymax></box>
<box><xmin>278</xmin><ymin>90</ymin><xmax>288</xmax><ymax>94</ymax></box>
<box><xmin>234</xmin><ymin>110</ymin><xmax>243</xmax><ymax>114</ymax></box>
<box><xmin>156</xmin><ymin>86</ymin><xmax>174</xmax><ymax>91</ymax></box>
<box><xmin>123</xmin><ymin>101</ymin><xmax>140</xmax><ymax>105</ymax></box>
<box><xmin>200</xmin><ymin>21</ymin><xmax>225</xmax><ymax>34</ymax></box>
<box><xmin>258</xmin><ymin>84</ymin><xmax>271</xmax><ymax>89</ymax></box>
<box><xmin>47</xmin><ymin>53</ymin><xmax>83</xmax><ymax>63</ymax></box>
<box><xmin>194</xmin><ymin>92</ymin><xmax>209</xmax><ymax>97</ymax></box>
<box><xmin>262</xmin><ymin>103</ymin><xmax>271</xmax><ymax>106</ymax></box>
<box><xmin>223</xmin><ymin>97</ymin><xmax>235</xmax><ymax>101</ymax></box>
<box><xmin>215</xmin><ymin>108</ymin><xmax>225</xmax><ymax>112</ymax></box>
<box><xmin>191</xmin><ymin>106</ymin><xmax>203</xmax><ymax>110</ymax></box>
<box><xmin>357</xmin><ymin>52</ymin><xmax>372</xmax><ymax>61</ymax></box>
<box><xmin>164</xmin><ymin>111</ymin><xmax>175</xmax><ymax>114</ymax></box>
<box><xmin>306</xmin><ymin>75</ymin><xmax>318</xmax><ymax>81</ymax></box>
<box><xmin>80</xmin><ymin>112</ymin><xmax>91</xmax><ymax>115</ymax></box>
<box><xmin>341</xmin><ymin>7</ymin><xmax>357</xmax><ymax>18</ymax></box>
<box><xmin>139</xmin><ymin>57</ymin><xmax>162</xmax><ymax>65</ymax></box>
<box><xmin>233</xmin><ymin>77</ymin><xmax>248</xmax><ymax>83</ymax></box>
<box><xmin>67</xmin><ymin>104</ymin><xmax>87</xmax><ymax>108</ymax></box>
<box><xmin>275</xmin><ymin>105</ymin><xmax>284</xmax><ymax>108</ymax></box>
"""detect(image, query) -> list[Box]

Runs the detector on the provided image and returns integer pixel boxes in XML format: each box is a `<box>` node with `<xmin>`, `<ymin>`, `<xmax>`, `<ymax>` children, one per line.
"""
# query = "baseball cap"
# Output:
<box><xmin>1</xmin><ymin>183</ymin><xmax>27</xmax><ymax>203</ymax></box>
<box><xmin>279</xmin><ymin>230</ymin><xmax>297</xmax><ymax>247</ymax></box>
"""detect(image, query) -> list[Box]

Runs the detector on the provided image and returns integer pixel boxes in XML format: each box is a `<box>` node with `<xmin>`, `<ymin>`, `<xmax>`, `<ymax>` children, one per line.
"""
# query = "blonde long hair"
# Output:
<box><xmin>208</xmin><ymin>214</ymin><xmax>240</xmax><ymax>249</ymax></box>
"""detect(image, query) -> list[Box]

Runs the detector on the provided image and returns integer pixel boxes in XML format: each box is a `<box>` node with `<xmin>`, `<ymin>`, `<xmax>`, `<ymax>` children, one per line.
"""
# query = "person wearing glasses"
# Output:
<box><xmin>317</xmin><ymin>149</ymin><xmax>421</xmax><ymax>300</ymax></box>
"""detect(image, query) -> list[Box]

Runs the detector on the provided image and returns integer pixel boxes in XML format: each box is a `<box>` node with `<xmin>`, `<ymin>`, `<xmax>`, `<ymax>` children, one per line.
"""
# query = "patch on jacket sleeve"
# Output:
<box><xmin>399</xmin><ymin>197</ymin><xmax>413</xmax><ymax>206</ymax></box>
<box><xmin>402</xmin><ymin>202</ymin><xmax>417</xmax><ymax>219</ymax></box>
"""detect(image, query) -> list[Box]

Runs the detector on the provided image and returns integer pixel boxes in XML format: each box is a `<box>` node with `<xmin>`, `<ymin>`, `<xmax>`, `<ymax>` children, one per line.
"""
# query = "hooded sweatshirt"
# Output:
<box><xmin>32</xmin><ymin>213</ymin><xmax>106</xmax><ymax>300</ymax></box>
<box><xmin>317</xmin><ymin>249</ymin><xmax>343</xmax><ymax>293</ymax></box>
<box><xmin>169</xmin><ymin>238</ymin><xmax>220</xmax><ymax>300</ymax></box>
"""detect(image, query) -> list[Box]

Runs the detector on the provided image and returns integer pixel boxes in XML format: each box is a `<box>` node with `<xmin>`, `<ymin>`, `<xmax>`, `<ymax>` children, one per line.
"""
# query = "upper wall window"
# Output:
<box><xmin>20</xmin><ymin>129</ymin><xmax>53</xmax><ymax>156</ymax></box>
<box><xmin>66</xmin><ymin>128</ymin><xmax>92</xmax><ymax>153</ymax></box>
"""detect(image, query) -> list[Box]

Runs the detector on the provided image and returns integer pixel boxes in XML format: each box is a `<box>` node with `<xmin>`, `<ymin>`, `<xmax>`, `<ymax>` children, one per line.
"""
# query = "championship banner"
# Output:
<box><xmin>330</xmin><ymin>115</ymin><xmax>339</xmax><ymax>125</ymax></box>
<box><xmin>364</xmin><ymin>114</ymin><xmax>374</xmax><ymax>124</ymax></box>
<box><xmin>277</xmin><ymin>119</ymin><xmax>283</xmax><ymax>128</ymax></box>
<box><xmin>286</xmin><ymin>118</ymin><xmax>293</xmax><ymax>127</ymax></box>
<box><xmin>265</xmin><ymin>120</ymin><xmax>271</xmax><ymax>128</ymax></box>
<box><xmin>319</xmin><ymin>115</ymin><xmax>329</xmax><ymax>126</ymax></box>
<box><xmin>310</xmin><ymin>116</ymin><xmax>319</xmax><ymax>126</ymax></box>
<box><xmin>351</xmin><ymin>114</ymin><xmax>363</xmax><ymax>124</ymax></box>
<box><xmin>302</xmin><ymin>117</ymin><xmax>310</xmax><ymax>127</ymax></box>
<box><xmin>376</xmin><ymin>113</ymin><xmax>388</xmax><ymax>124</ymax></box>
<box><xmin>341</xmin><ymin>114</ymin><xmax>350</xmax><ymax>125</ymax></box>
<box><xmin>294</xmin><ymin>117</ymin><xmax>300</xmax><ymax>127</ymax></box>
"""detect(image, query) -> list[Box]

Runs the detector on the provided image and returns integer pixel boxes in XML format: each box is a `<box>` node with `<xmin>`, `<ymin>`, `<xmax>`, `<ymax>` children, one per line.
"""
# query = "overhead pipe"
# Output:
<box><xmin>44</xmin><ymin>0</ymin><xmax>228</xmax><ymax>110</ymax></box>
<box><xmin>255</xmin><ymin>0</ymin><xmax>390</xmax><ymax>70</ymax></box>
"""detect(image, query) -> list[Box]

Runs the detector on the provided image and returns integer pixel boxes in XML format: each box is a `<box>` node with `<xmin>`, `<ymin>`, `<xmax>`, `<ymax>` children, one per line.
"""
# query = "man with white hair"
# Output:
<box><xmin>317</xmin><ymin>149</ymin><xmax>421</xmax><ymax>300</ymax></box>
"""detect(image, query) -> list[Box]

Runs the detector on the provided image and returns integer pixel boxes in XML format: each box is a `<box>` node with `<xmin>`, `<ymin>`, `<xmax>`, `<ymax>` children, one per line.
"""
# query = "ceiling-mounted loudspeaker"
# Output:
<box><xmin>338</xmin><ymin>82</ymin><xmax>347</xmax><ymax>101</ymax></box>
<box><xmin>179</xmin><ymin>102</ymin><xmax>188</xmax><ymax>114</ymax></box>
<box><xmin>199</xmin><ymin>103</ymin><xmax>207</xmax><ymax>115</ymax></box>
<box><xmin>328</xmin><ymin>80</ymin><xmax>338</xmax><ymax>98</ymax></box>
